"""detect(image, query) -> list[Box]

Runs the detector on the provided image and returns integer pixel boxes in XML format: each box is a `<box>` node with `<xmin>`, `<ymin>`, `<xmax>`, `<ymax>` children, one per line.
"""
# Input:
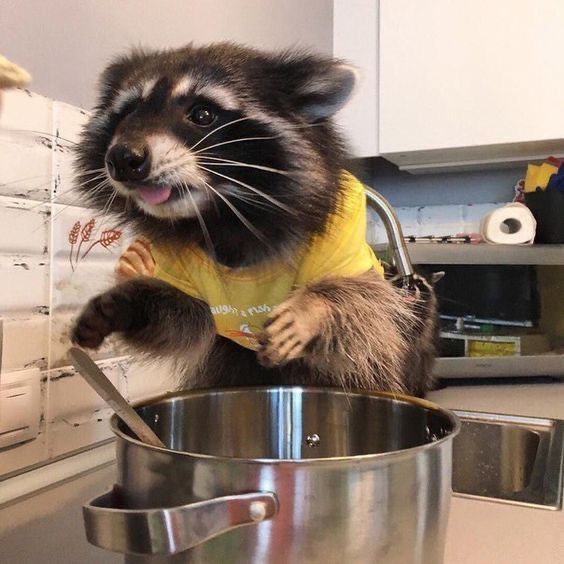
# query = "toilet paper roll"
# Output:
<box><xmin>479</xmin><ymin>203</ymin><xmax>536</xmax><ymax>245</ymax></box>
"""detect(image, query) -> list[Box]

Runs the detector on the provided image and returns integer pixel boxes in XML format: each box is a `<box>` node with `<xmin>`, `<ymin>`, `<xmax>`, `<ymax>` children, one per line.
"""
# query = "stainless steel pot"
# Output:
<box><xmin>83</xmin><ymin>386</ymin><xmax>460</xmax><ymax>563</ymax></box>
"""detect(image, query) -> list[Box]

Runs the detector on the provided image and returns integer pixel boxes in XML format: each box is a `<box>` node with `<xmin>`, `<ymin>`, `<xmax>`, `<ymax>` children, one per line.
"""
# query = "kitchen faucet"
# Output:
<box><xmin>364</xmin><ymin>185</ymin><xmax>415</xmax><ymax>289</ymax></box>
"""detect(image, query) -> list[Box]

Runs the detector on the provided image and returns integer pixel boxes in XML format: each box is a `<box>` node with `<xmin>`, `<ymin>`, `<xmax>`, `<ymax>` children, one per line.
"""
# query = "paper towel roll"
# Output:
<box><xmin>479</xmin><ymin>203</ymin><xmax>536</xmax><ymax>245</ymax></box>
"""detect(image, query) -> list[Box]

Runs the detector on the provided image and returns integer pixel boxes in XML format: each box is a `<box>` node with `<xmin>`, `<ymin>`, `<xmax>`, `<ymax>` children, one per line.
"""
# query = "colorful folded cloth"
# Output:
<box><xmin>524</xmin><ymin>162</ymin><xmax>559</xmax><ymax>192</ymax></box>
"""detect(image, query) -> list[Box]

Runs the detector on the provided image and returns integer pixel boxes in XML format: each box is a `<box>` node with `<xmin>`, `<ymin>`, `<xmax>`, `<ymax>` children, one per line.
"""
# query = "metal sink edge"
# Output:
<box><xmin>451</xmin><ymin>409</ymin><xmax>564</xmax><ymax>511</ymax></box>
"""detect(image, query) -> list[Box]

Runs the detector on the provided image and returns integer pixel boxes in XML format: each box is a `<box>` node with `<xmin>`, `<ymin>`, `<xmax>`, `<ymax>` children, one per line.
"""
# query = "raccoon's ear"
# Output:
<box><xmin>275</xmin><ymin>55</ymin><xmax>358</xmax><ymax>121</ymax></box>
<box><xmin>431</xmin><ymin>271</ymin><xmax>446</xmax><ymax>284</ymax></box>
<box><xmin>296</xmin><ymin>63</ymin><xmax>357</xmax><ymax>121</ymax></box>
<box><xmin>97</xmin><ymin>49</ymin><xmax>149</xmax><ymax>108</ymax></box>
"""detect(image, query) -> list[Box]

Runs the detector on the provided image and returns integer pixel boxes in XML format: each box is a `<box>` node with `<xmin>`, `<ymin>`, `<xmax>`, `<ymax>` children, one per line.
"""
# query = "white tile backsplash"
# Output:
<box><xmin>1</xmin><ymin>315</ymin><xmax>49</xmax><ymax>372</ymax></box>
<box><xmin>0</xmin><ymin>90</ymin><xmax>175</xmax><ymax>476</ymax></box>
<box><xmin>53</xmin><ymin>151</ymin><xmax>83</xmax><ymax>207</ymax></box>
<box><xmin>52</xmin><ymin>101</ymin><xmax>90</xmax><ymax>207</ymax></box>
<box><xmin>0</xmin><ymin>90</ymin><xmax>54</xmax><ymax>204</ymax></box>
<box><xmin>47</xmin><ymin>411</ymin><xmax>114</xmax><ymax>459</ymax></box>
<box><xmin>49</xmin><ymin>309</ymin><xmax>126</xmax><ymax>369</ymax></box>
<box><xmin>51</xmin><ymin>203</ymin><xmax>126</xmax><ymax>264</ymax></box>
<box><xmin>122</xmin><ymin>358</ymin><xmax>177</xmax><ymax>403</ymax></box>
<box><xmin>0</xmin><ymin>196</ymin><xmax>49</xmax><ymax>254</ymax></box>
<box><xmin>0</xmin><ymin>140</ymin><xmax>52</xmax><ymax>201</ymax></box>
<box><xmin>47</xmin><ymin>360</ymin><xmax>124</xmax><ymax>458</ymax></box>
<box><xmin>52</xmin><ymin>260</ymin><xmax>118</xmax><ymax>308</ymax></box>
<box><xmin>49</xmin><ymin>203</ymin><xmax>127</xmax><ymax>368</ymax></box>
<box><xmin>0</xmin><ymin>89</ymin><xmax>52</xmax><ymax>133</ymax></box>
<box><xmin>53</xmin><ymin>101</ymin><xmax>89</xmax><ymax>147</ymax></box>
<box><xmin>0</xmin><ymin>255</ymin><xmax>49</xmax><ymax>314</ymax></box>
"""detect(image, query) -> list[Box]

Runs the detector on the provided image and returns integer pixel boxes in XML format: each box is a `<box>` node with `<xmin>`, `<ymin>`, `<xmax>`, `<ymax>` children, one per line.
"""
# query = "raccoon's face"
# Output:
<box><xmin>75</xmin><ymin>43</ymin><xmax>356</xmax><ymax>267</ymax></box>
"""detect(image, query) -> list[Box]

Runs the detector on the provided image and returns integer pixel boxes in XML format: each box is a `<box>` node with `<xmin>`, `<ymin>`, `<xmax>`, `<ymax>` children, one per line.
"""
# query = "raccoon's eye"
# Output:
<box><xmin>188</xmin><ymin>105</ymin><xmax>216</xmax><ymax>127</ymax></box>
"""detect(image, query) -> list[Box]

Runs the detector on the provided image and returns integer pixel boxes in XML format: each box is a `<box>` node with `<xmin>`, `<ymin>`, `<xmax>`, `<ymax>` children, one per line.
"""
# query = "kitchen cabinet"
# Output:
<box><xmin>333</xmin><ymin>0</ymin><xmax>379</xmax><ymax>157</ymax></box>
<box><xmin>379</xmin><ymin>0</ymin><xmax>564</xmax><ymax>171</ymax></box>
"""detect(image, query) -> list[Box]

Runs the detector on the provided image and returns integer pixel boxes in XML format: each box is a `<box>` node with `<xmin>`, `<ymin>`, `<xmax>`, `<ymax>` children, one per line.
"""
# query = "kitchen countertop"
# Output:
<box><xmin>0</xmin><ymin>464</ymin><xmax>120</xmax><ymax>564</ymax></box>
<box><xmin>429</xmin><ymin>380</ymin><xmax>564</xmax><ymax>420</ymax></box>
<box><xmin>429</xmin><ymin>380</ymin><xmax>564</xmax><ymax>564</ymax></box>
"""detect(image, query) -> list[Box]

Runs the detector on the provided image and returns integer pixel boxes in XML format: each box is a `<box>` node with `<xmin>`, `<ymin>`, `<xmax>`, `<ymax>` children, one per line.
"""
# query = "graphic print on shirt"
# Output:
<box><xmin>211</xmin><ymin>302</ymin><xmax>278</xmax><ymax>349</ymax></box>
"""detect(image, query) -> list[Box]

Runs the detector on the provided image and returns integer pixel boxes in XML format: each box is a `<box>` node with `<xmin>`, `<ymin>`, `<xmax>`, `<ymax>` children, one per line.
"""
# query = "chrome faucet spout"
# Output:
<box><xmin>364</xmin><ymin>185</ymin><xmax>415</xmax><ymax>283</ymax></box>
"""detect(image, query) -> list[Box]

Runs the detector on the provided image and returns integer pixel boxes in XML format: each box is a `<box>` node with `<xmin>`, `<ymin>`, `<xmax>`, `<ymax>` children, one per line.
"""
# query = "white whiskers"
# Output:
<box><xmin>202</xmin><ymin>180</ymin><xmax>268</xmax><ymax>246</ymax></box>
<box><xmin>189</xmin><ymin>117</ymin><xmax>250</xmax><ymax>152</ymax></box>
<box><xmin>191</xmin><ymin>135</ymin><xmax>280</xmax><ymax>156</ymax></box>
<box><xmin>197</xmin><ymin>155</ymin><xmax>293</xmax><ymax>177</ymax></box>
<box><xmin>198</xmin><ymin>165</ymin><xmax>295</xmax><ymax>216</ymax></box>
<box><xmin>179</xmin><ymin>178</ymin><xmax>215</xmax><ymax>257</ymax></box>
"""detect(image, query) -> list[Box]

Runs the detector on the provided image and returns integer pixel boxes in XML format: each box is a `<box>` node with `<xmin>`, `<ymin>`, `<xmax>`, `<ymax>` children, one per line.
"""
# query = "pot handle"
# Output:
<box><xmin>83</xmin><ymin>488</ymin><xmax>278</xmax><ymax>556</ymax></box>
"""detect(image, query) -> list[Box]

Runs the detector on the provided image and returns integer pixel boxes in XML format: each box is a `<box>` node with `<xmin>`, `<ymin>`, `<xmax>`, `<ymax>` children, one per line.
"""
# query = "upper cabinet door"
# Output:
<box><xmin>333</xmin><ymin>0</ymin><xmax>379</xmax><ymax>158</ymax></box>
<box><xmin>379</xmin><ymin>0</ymin><xmax>564</xmax><ymax>169</ymax></box>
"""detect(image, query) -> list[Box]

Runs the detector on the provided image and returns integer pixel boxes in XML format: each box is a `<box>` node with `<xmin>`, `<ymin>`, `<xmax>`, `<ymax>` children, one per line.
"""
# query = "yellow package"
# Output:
<box><xmin>468</xmin><ymin>340</ymin><xmax>517</xmax><ymax>357</ymax></box>
<box><xmin>524</xmin><ymin>163</ymin><xmax>558</xmax><ymax>192</ymax></box>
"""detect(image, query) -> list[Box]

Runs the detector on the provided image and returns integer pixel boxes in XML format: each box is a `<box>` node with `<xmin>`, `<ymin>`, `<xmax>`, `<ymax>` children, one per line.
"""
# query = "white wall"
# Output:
<box><xmin>0</xmin><ymin>0</ymin><xmax>333</xmax><ymax>109</ymax></box>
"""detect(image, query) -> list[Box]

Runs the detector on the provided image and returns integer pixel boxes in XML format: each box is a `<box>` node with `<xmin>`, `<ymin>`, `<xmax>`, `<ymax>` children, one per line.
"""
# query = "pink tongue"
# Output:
<box><xmin>137</xmin><ymin>185</ymin><xmax>172</xmax><ymax>205</ymax></box>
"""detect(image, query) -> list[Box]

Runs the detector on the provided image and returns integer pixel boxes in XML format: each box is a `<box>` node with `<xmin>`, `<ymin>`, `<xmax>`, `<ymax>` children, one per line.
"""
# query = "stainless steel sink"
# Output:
<box><xmin>452</xmin><ymin>410</ymin><xmax>564</xmax><ymax>509</ymax></box>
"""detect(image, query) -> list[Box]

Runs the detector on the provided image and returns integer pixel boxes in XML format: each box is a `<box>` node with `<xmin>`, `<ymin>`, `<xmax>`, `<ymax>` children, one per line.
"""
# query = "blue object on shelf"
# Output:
<box><xmin>546</xmin><ymin>163</ymin><xmax>564</xmax><ymax>193</ymax></box>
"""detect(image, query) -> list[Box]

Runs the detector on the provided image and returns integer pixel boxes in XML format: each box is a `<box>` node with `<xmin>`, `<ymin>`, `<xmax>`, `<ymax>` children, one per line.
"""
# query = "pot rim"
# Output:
<box><xmin>111</xmin><ymin>385</ymin><xmax>461</xmax><ymax>464</ymax></box>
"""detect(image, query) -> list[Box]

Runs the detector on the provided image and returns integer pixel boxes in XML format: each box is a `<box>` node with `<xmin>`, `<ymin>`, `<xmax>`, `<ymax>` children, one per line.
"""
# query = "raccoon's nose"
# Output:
<box><xmin>106</xmin><ymin>144</ymin><xmax>151</xmax><ymax>182</ymax></box>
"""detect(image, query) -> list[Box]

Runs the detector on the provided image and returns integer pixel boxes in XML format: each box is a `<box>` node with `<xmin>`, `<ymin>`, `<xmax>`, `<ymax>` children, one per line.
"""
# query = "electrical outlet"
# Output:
<box><xmin>0</xmin><ymin>367</ymin><xmax>41</xmax><ymax>449</ymax></box>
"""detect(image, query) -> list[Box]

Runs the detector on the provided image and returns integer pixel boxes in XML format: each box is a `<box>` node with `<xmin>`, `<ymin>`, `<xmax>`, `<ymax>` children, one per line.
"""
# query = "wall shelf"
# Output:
<box><xmin>434</xmin><ymin>354</ymin><xmax>564</xmax><ymax>379</ymax></box>
<box><xmin>374</xmin><ymin>243</ymin><xmax>564</xmax><ymax>265</ymax></box>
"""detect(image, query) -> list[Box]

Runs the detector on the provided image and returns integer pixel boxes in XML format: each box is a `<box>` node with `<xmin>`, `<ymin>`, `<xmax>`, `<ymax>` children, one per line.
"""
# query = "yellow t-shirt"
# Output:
<box><xmin>152</xmin><ymin>171</ymin><xmax>383</xmax><ymax>350</ymax></box>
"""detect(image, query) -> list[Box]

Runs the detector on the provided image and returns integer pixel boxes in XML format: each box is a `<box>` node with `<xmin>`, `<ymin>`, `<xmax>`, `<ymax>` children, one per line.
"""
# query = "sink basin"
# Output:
<box><xmin>452</xmin><ymin>410</ymin><xmax>564</xmax><ymax>509</ymax></box>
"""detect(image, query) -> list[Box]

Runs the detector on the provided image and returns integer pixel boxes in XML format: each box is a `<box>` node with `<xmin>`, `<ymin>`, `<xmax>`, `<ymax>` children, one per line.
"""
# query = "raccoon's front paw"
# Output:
<box><xmin>257</xmin><ymin>294</ymin><xmax>330</xmax><ymax>367</ymax></box>
<box><xmin>71</xmin><ymin>288</ymin><xmax>138</xmax><ymax>349</ymax></box>
<box><xmin>115</xmin><ymin>239</ymin><xmax>155</xmax><ymax>281</ymax></box>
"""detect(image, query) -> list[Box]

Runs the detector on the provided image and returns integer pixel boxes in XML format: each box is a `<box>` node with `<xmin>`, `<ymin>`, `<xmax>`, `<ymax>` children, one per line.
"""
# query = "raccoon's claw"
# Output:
<box><xmin>71</xmin><ymin>290</ymin><xmax>133</xmax><ymax>349</ymax></box>
<box><xmin>257</xmin><ymin>295</ymin><xmax>329</xmax><ymax>367</ymax></box>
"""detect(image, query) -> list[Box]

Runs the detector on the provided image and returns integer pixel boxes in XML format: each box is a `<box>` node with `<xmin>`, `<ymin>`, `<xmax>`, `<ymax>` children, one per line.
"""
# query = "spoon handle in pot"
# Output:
<box><xmin>68</xmin><ymin>347</ymin><xmax>166</xmax><ymax>448</ymax></box>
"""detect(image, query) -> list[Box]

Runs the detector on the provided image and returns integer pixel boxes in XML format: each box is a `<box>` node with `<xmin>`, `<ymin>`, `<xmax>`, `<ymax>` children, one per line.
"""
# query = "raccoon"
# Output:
<box><xmin>72</xmin><ymin>42</ymin><xmax>438</xmax><ymax>396</ymax></box>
